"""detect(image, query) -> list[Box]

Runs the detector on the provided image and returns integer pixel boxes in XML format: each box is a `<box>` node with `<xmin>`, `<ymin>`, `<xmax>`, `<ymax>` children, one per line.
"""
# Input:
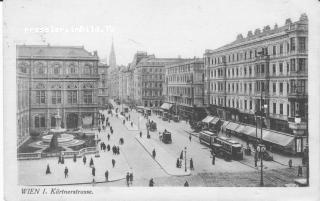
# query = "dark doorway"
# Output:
<box><xmin>67</xmin><ymin>113</ymin><xmax>78</xmax><ymax>129</ymax></box>
<box><xmin>51</xmin><ymin>116</ymin><xmax>56</xmax><ymax>128</ymax></box>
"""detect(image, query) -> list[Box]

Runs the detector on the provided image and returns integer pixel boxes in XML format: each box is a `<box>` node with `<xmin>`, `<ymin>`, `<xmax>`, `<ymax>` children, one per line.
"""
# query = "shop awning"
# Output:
<box><xmin>240</xmin><ymin>126</ymin><xmax>294</xmax><ymax>147</ymax></box>
<box><xmin>209</xmin><ymin>117</ymin><xmax>220</xmax><ymax>125</ymax></box>
<box><xmin>226</xmin><ymin>122</ymin><xmax>240</xmax><ymax>131</ymax></box>
<box><xmin>202</xmin><ymin>116</ymin><xmax>215</xmax><ymax>123</ymax></box>
<box><xmin>262</xmin><ymin>130</ymin><xmax>295</xmax><ymax>147</ymax></box>
<box><xmin>160</xmin><ymin>103</ymin><xmax>172</xmax><ymax>110</ymax></box>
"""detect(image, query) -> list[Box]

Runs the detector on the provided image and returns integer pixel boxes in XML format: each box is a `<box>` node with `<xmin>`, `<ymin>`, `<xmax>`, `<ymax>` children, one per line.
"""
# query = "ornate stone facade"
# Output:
<box><xmin>17</xmin><ymin>45</ymin><xmax>101</xmax><ymax>144</ymax></box>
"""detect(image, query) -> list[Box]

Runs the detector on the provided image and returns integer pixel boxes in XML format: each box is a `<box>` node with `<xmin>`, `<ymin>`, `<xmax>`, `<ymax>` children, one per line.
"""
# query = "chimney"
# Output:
<box><xmin>236</xmin><ymin>34</ymin><xmax>244</xmax><ymax>40</ymax></box>
<box><xmin>93</xmin><ymin>50</ymin><xmax>98</xmax><ymax>56</ymax></box>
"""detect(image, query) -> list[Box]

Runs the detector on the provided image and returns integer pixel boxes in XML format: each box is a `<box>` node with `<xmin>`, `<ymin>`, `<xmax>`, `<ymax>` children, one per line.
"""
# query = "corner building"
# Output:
<box><xmin>204</xmin><ymin>14</ymin><xmax>308</xmax><ymax>153</ymax></box>
<box><xmin>164</xmin><ymin>58</ymin><xmax>206</xmax><ymax>121</ymax></box>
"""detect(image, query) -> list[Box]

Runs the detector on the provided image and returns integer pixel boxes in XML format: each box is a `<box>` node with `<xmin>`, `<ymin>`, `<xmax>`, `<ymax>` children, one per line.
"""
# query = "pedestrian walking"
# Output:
<box><xmin>64</xmin><ymin>167</ymin><xmax>68</xmax><ymax>178</ymax></box>
<box><xmin>73</xmin><ymin>154</ymin><xmax>77</xmax><ymax>162</ymax></box>
<box><xmin>140</xmin><ymin>131</ymin><xmax>142</xmax><ymax>138</ymax></box>
<box><xmin>105</xmin><ymin>170</ymin><xmax>109</xmax><ymax>181</ymax></box>
<box><xmin>176</xmin><ymin>158</ymin><xmax>180</xmax><ymax>168</ymax></box>
<box><xmin>152</xmin><ymin>149</ymin><xmax>156</xmax><ymax>158</ymax></box>
<box><xmin>61</xmin><ymin>156</ymin><xmax>65</xmax><ymax>164</ymax></box>
<box><xmin>90</xmin><ymin>157</ymin><xmax>94</xmax><ymax>167</ymax></box>
<box><xmin>184</xmin><ymin>181</ymin><xmax>189</xmax><ymax>187</ymax></box>
<box><xmin>298</xmin><ymin>165</ymin><xmax>303</xmax><ymax>177</ymax></box>
<box><xmin>107</xmin><ymin>144</ymin><xmax>110</xmax><ymax>151</ymax></box>
<box><xmin>58</xmin><ymin>155</ymin><xmax>62</xmax><ymax>164</ymax></box>
<box><xmin>190</xmin><ymin>158</ymin><xmax>194</xmax><ymax>170</ymax></box>
<box><xmin>46</xmin><ymin>164</ymin><xmax>51</xmax><ymax>174</ymax></box>
<box><xmin>129</xmin><ymin>173</ymin><xmax>133</xmax><ymax>185</ymax></box>
<box><xmin>254</xmin><ymin>158</ymin><xmax>257</xmax><ymax>167</ymax></box>
<box><xmin>83</xmin><ymin>155</ymin><xmax>87</xmax><ymax>165</ymax></box>
<box><xmin>212</xmin><ymin>154</ymin><xmax>215</xmax><ymax>165</ymax></box>
<box><xmin>92</xmin><ymin>178</ymin><xmax>96</xmax><ymax>186</ymax></box>
<box><xmin>180</xmin><ymin>151</ymin><xmax>183</xmax><ymax>160</ymax></box>
<box><xmin>112</xmin><ymin>159</ymin><xmax>116</xmax><ymax>168</ymax></box>
<box><xmin>288</xmin><ymin>159</ymin><xmax>293</xmax><ymax>168</ymax></box>
<box><xmin>92</xmin><ymin>166</ymin><xmax>96</xmax><ymax>177</ymax></box>
<box><xmin>189</xmin><ymin>134</ymin><xmax>192</xmax><ymax>142</ymax></box>
<box><xmin>126</xmin><ymin>172</ymin><xmax>130</xmax><ymax>186</ymax></box>
<box><xmin>107</xmin><ymin>134</ymin><xmax>110</xmax><ymax>141</ymax></box>
<box><xmin>149</xmin><ymin>178</ymin><xmax>154</xmax><ymax>187</ymax></box>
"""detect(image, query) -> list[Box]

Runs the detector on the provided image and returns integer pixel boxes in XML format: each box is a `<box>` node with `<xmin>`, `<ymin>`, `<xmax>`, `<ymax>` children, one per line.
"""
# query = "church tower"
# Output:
<box><xmin>109</xmin><ymin>39</ymin><xmax>116</xmax><ymax>68</ymax></box>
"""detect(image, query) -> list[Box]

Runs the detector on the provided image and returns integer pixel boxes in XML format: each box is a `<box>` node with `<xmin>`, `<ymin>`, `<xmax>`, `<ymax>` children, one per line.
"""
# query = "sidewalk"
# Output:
<box><xmin>135</xmin><ymin>135</ymin><xmax>191</xmax><ymax>176</ymax></box>
<box><xmin>19</xmin><ymin>129</ymin><xmax>130</xmax><ymax>186</ymax></box>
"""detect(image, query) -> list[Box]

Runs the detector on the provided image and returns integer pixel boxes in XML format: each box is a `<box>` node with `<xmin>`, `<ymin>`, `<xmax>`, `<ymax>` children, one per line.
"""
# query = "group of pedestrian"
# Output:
<box><xmin>100</xmin><ymin>142</ymin><xmax>108</xmax><ymax>152</ymax></box>
<box><xmin>58</xmin><ymin>155</ymin><xmax>65</xmax><ymax>164</ymax></box>
<box><xmin>126</xmin><ymin>172</ymin><xmax>134</xmax><ymax>186</ymax></box>
<box><xmin>112</xmin><ymin>145</ymin><xmax>120</xmax><ymax>155</ymax></box>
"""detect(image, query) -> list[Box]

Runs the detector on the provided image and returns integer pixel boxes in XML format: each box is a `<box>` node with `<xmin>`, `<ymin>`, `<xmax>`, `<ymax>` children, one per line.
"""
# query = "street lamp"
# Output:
<box><xmin>257</xmin><ymin>144</ymin><xmax>266</xmax><ymax>186</ymax></box>
<box><xmin>184</xmin><ymin>147</ymin><xmax>187</xmax><ymax>172</ymax></box>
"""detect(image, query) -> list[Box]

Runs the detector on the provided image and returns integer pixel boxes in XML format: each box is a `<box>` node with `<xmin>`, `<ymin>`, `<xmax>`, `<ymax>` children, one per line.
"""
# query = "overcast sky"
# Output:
<box><xmin>4</xmin><ymin>0</ymin><xmax>312</xmax><ymax>65</ymax></box>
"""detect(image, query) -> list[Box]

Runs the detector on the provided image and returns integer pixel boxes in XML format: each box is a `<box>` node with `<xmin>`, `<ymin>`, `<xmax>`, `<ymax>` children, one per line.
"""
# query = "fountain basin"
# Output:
<box><xmin>42</xmin><ymin>134</ymin><xmax>74</xmax><ymax>143</ymax></box>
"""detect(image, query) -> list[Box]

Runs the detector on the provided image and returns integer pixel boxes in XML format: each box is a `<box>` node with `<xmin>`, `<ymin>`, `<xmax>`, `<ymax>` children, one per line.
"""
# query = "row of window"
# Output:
<box><xmin>35</xmin><ymin>90</ymin><xmax>93</xmax><ymax>104</ymax></box>
<box><xmin>144</xmin><ymin>100</ymin><xmax>162</xmax><ymax>108</ymax></box>
<box><xmin>206</xmin><ymin>37</ymin><xmax>307</xmax><ymax>66</ymax></box>
<box><xmin>167</xmin><ymin>63</ymin><xmax>203</xmax><ymax>74</ymax></box>
<box><xmin>142</xmin><ymin>90</ymin><xmax>162</xmax><ymax>97</ymax></box>
<box><xmin>208</xmin><ymin>58</ymin><xmax>306</xmax><ymax>79</ymax></box>
<box><xmin>142</xmin><ymin>67</ymin><xmax>163</xmax><ymax>73</ymax></box>
<box><xmin>141</xmin><ymin>74</ymin><xmax>163</xmax><ymax>80</ymax></box>
<box><xmin>142</xmin><ymin>82</ymin><xmax>162</xmax><ymax>88</ymax></box>
<box><xmin>167</xmin><ymin>96</ymin><xmax>193</xmax><ymax>106</ymax></box>
<box><xmin>168</xmin><ymin>74</ymin><xmax>193</xmax><ymax>83</ymax></box>
<box><xmin>33</xmin><ymin>65</ymin><xmax>96</xmax><ymax>75</ymax></box>
<box><xmin>210</xmin><ymin>97</ymin><xmax>289</xmax><ymax>116</ymax></box>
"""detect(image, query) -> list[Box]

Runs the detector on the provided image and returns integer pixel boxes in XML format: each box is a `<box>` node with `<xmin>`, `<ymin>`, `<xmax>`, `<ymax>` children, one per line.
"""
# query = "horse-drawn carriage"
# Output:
<box><xmin>146</xmin><ymin>121</ymin><xmax>157</xmax><ymax>132</ymax></box>
<box><xmin>159</xmin><ymin>129</ymin><xmax>172</xmax><ymax>144</ymax></box>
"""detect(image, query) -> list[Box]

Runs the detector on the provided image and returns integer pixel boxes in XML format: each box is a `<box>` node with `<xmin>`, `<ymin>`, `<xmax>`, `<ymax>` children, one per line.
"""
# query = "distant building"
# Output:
<box><xmin>107</xmin><ymin>40</ymin><xmax>120</xmax><ymax>100</ymax></box>
<box><xmin>97</xmin><ymin>62</ymin><xmax>109</xmax><ymax>107</ymax></box>
<box><xmin>204</xmin><ymin>14</ymin><xmax>308</xmax><ymax>154</ymax></box>
<box><xmin>131</xmin><ymin>53</ymin><xmax>188</xmax><ymax>107</ymax></box>
<box><xmin>164</xmin><ymin>58</ymin><xmax>206</xmax><ymax>121</ymax></box>
<box><xmin>17</xmin><ymin>45</ymin><xmax>101</xmax><ymax>145</ymax></box>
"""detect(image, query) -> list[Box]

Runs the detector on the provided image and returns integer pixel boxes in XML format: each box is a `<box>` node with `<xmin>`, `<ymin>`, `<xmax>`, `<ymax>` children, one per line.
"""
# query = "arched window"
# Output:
<box><xmin>38</xmin><ymin>66</ymin><xmax>44</xmax><ymax>74</ymax></box>
<box><xmin>69</xmin><ymin>65</ymin><xmax>76</xmax><ymax>74</ymax></box>
<box><xmin>53</xmin><ymin>65</ymin><xmax>60</xmax><ymax>75</ymax></box>
<box><xmin>84</xmin><ymin>65</ymin><xmax>91</xmax><ymax>74</ymax></box>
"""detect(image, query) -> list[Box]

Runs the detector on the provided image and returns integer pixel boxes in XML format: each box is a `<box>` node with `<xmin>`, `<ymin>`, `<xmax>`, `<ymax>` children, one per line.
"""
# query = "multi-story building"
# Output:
<box><xmin>17</xmin><ymin>45</ymin><xmax>100</xmax><ymax>140</ymax></box>
<box><xmin>164</xmin><ymin>58</ymin><xmax>206</xmax><ymax>121</ymax></box>
<box><xmin>97</xmin><ymin>62</ymin><xmax>109</xmax><ymax>107</ymax></box>
<box><xmin>132</xmin><ymin>54</ymin><xmax>187</xmax><ymax>107</ymax></box>
<box><xmin>204</xmin><ymin>14</ymin><xmax>308</xmax><ymax>154</ymax></box>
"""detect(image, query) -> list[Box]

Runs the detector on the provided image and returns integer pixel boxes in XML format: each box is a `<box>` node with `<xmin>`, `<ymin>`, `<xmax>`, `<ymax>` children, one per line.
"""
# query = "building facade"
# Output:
<box><xmin>132</xmin><ymin>54</ymin><xmax>186</xmax><ymax>107</ymax></box>
<box><xmin>17</xmin><ymin>45</ymin><xmax>101</xmax><ymax>142</ymax></box>
<box><xmin>97</xmin><ymin>62</ymin><xmax>109</xmax><ymax>107</ymax></box>
<box><xmin>164</xmin><ymin>58</ymin><xmax>206</xmax><ymax>121</ymax></box>
<box><xmin>204</xmin><ymin>14</ymin><xmax>308</xmax><ymax>152</ymax></box>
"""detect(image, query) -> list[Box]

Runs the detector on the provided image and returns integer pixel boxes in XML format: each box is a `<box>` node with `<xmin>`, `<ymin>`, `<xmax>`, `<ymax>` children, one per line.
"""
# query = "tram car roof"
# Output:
<box><xmin>200</xmin><ymin>130</ymin><xmax>216</xmax><ymax>136</ymax></box>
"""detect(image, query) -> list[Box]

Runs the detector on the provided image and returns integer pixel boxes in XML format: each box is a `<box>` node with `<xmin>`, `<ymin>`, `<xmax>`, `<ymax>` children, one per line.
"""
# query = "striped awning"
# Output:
<box><xmin>202</xmin><ymin>116</ymin><xmax>215</xmax><ymax>123</ymax></box>
<box><xmin>209</xmin><ymin>117</ymin><xmax>220</xmax><ymax>125</ymax></box>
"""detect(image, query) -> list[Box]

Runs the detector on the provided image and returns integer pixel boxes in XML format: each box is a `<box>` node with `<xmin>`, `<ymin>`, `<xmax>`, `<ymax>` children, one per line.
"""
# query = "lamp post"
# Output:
<box><xmin>257</xmin><ymin>143</ymin><xmax>266</xmax><ymax>186</ymax></box>
<box><xmin>184</xmin><ymin>147</ymin><xmax>187</xmax><ymax>172</ymax></box>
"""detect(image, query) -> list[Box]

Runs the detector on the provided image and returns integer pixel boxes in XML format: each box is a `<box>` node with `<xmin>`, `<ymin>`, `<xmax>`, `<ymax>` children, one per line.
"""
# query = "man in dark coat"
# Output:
<box><xmin>184</xmin><ymin>181</ymin><xmax>189</xmax><ymax>187</ymax></box>
<box><xmin>149</xmin><ymin>178</ymin><xmax>154</xmax><ymax>187</ymax></box>
<box><xmin>190</xmin><ymin>158</ymin><xmax>194</xmax><ymax>170</ymax></box>
<box><xmin>64</xmin><ymin>167</ymin><xmax>68</xmax><ymax>178</ymax></box>
<box><xmin>92</xmin><ymin>167</ymin><xmax>96</xmax><ymax>177</ymax></box>
<box><xmin>212</xmin><ymin>154</ymin><xmax>215</xmax><ymax>165</ymax></box>
<box><xmin>126</xmin><ymin>172</ymin><xmax>130</xmax><ymax>186</ymax></box>
<box><xmin>61</xmin><ymin>156</ymin><xmax>65</xmax><ymax>164</ymax></box>
<box><xmin>298</xmin><ymin>165</ymin><xmax>303</xmax><ymax>177</ymax></box>
<box><xmin>129</xmin><ymin>173</ymin><xmax>133</xmax><ymax>185</ymax></box>
<box><xmin>176</xmin><ymin>158</ymin><xmax>180</xmax><ymax>168</ymax></box>
<box><xmin>83</xmin><ymin>155</ymin><xmax>87</xmax><ymax>165</ymax></box>
<box><xmin>189</xmin><ymin>134</ymin><xmax>192</xmax><ymax>142</ymax></box>
<box><xmin>105</xmin><ymin>170</ymin><xmax>109</xmax><ymax>181</ymax></box>
<box><xmin>140</xmin><ymin>131</ymin><xmax>142</xmax><ymax>138</ymax></box>
<box><xmin>112</xmin><ymin>159</ymin><xmax>116</xmax><ymax>168</ymax></box>
<box><xmin>107</xmin><ymin>134</ymin><xmax>110</xmax><ymax>141</ymax></box>
<box><xmin>107</xmin><ymin>144</ymin><xmax>110</xmax><ymax>151</ymax></box>
<box><xmin>288</xmin><ymin>159</ymin><xmax>293</xmax><ymax>168</ymax></box>
<box><xmin>58</xmin><ymin>155</ymin><xmax>62</xmax><ymax>164</ymax></box>
<box><xmin>180</xmin><ymin>151</ymin><xmax>183</xmax><ymax>160</ymax></box>
<box><xmin>46</xmin><ymin>164</ymin><xmax>51</xmax><ymax>174</ymax></box>
<box><xmin>152</xmin><ymin>149</ymin><xmax>156</xmax><ymax>158</ymax></box>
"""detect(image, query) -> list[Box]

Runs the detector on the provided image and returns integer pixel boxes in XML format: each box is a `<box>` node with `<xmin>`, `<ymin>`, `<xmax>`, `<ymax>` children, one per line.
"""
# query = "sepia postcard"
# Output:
<box><xmin>2</xmin><ymin>0</ymin><xmax>320</xmax><ymax>200</ymax></box>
